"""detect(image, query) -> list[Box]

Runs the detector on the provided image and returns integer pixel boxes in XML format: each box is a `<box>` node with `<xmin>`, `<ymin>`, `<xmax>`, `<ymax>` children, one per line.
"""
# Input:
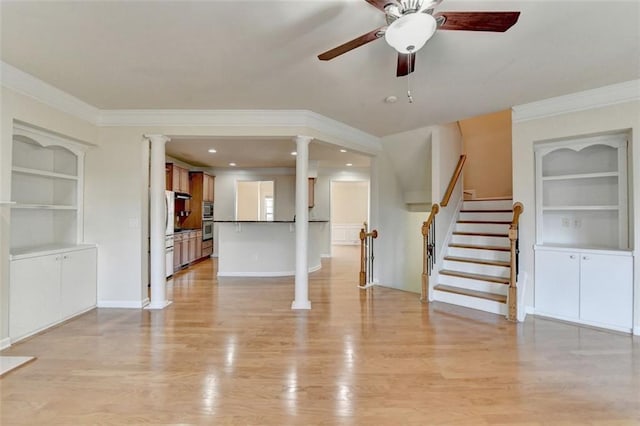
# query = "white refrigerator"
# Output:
<box><xmin>165</xmin><ymin>190</ymin><xmax>174</xmax><ymax>277</ymax></box>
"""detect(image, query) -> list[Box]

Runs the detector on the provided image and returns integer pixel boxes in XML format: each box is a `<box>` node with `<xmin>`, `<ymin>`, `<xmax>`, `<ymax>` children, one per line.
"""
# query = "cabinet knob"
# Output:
<box><xmin>63</xmin><ymin>255</ymin><xmax>68</xmax><ymax>259</ymax></box>
<box><xmin>582</xmin><ymin>256</ymin><xmax>589</xmax><ymax>260</ymax></box>
<box><xmin>569</xmin><ymin>255</ymin><xmax>576</xmax><ymax>259</ymax></box>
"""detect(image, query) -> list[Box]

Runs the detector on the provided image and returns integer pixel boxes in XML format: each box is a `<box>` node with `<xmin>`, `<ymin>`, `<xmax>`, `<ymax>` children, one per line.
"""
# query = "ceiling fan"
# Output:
<box><xmin>318</xmin><ymin>0</ymin><xmax>520</xmax><ymax>77</ymax></box>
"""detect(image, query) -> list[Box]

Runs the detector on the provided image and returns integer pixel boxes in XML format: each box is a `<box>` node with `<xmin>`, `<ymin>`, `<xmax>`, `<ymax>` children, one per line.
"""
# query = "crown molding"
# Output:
<box><xmin>99</xmin><ymin>109</ymin><xmax>382</xmax><ymax>154</ymax></box>
<box><xmin>1</xmin><ymin>61</ymin><xmax>100</xmax><ymax>124</ymax></box>
<box><xmin>1</xmin><ymin>61</ymin><xmax>381</xmax><ymax>153</ymax></box>
<box><xmin>512</xmin><ymin>79</ymin><xmax>640</xmax><ymax>123</ymax></box>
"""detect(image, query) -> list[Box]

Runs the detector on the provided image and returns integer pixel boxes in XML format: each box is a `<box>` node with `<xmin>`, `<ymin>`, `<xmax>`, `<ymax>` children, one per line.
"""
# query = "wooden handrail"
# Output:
<box><xmin>507</xmin><ymin>202</ymin><xmax>524</xmax><ymax>322</ymax></box>
<box><xmin>440</xmin><ymin>155</ymin><xmax>467</xmax><ymax>207</ymax></box>
<box><xmin>421</xmin><ymin>203</ymin><xmax>440</xmax><ymax>302</ymax></box>
<box><xmin>359</xmin><ymin>222</ymin><xmax>378</xmax><ymax>287</ymax></box>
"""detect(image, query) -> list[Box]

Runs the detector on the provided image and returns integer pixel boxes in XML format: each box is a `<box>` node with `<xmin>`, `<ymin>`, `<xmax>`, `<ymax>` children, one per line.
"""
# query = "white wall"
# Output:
<box><xmin>512</xmin><ymin>97</ymin><xmax>640</xmax><ymax>333</ymax></box>
<box><xmin>379</xmin><ymin>126</ymin><xmax>432</xmax><ymax>206</ymax></box>
<box><xmin>331</xmin><ymin>181</ymin><xmax>369</xmax><ymax>245</ymax></box>
<box><xmin>432</xmin><ymin>123</ymin><xmax>464</xmax><ymax>266</ymax></box>
<box><xmin>371</xmin><ymin>122</ymin><xmax>462</xmax><ymax>294</ymax></box>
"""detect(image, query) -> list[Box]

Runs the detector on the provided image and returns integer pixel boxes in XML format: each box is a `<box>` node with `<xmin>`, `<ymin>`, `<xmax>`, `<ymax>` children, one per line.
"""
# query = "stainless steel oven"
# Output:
<box><xmin>203</xmin><ymin>220</ymin><xmax>214</xmax><ymax>241</ymax></box>
<box><xmin>203</xmin><ymin>202</ymin><xmax>214</xmax><ymax>220</ymax></box>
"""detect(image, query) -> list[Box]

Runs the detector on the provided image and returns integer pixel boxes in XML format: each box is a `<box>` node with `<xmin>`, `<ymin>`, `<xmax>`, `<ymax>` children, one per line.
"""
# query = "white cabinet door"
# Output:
<box><xmin>9</xmin><ymin>254</ymin><xmax>61</xmax><ymax>341</ymax></box>
<box><xmin>535</xmin><ymin>250</ymin><xmax>580</xmax><ymax>318</ymax></box>
<box><xmin>60</xmin><ymin>248</ymin><xmax>97</xmax><ymax>320</ymax></box>
<box><xmin>580</xmin><ymin>253</ymin><xmax>632</xmax><ymax>329</ymax></box>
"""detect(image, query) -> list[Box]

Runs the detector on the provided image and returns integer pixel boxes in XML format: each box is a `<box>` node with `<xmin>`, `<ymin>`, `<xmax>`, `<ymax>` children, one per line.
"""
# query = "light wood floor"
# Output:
<box><xmin>1</xmin><ymin>246</ymin><xmax>639</xmax><ymax>425</ymax></box>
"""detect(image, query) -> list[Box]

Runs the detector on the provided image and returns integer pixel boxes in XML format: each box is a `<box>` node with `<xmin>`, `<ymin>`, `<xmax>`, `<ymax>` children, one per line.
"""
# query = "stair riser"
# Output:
<box><xmin>442</xmin><ymin>260</ymin><xmax>510</xmax><ymax>278</ymax></box>
<box><xmin>447</xmin><ymin>247</ymin><xmax>511</xmax><ymax>262</ymax></box>
<box><xmin>451</xmin><ymin>235</ymin><xmax>509</xmax><ymax>246</ymax></box>
<box><xmin>455</xmin><ymin>223</ymin><xmax>511</xmax><ymax>234</ymax></box>
<box><xmin>438</xmin><ymin>275</ymin><xmax>509</xmax><ymax>295</ymax></box>
<box><xmin>462</xmin><ymin>200</ymin><xmax>513</xmax><ymax>210</ymax></box>
<box><xmin>459</xmin><ymin>212</ymin><xmax>513</xmax><ymax>221</ymax></box>
<box><xmin>433</xmin><ymin>290</ymin><xmax>508</xmax><ymax>315</ymax></box>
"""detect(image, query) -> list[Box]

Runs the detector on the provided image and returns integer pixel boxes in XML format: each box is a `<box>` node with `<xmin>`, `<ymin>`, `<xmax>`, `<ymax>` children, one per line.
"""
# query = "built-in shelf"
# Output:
<box><xmin>12</xmin><ymin>166</ymin><xmax>78</xmax><ymax>180</ymax></box>
<box><xmin>10</xmin><ymin>243</ymin><xmax>96</xmax><ymax>260</ymax></box>
<box><xmin>542</xmin><ymin>205</ymin><xmax>619</xmax><ymax>211</ymax></box>
<box><xmin>535</xmin><ymin>133</ymin><xmax>628</xmax><ymax>249</ymax></box>
<box><xmin>542</xmin><ymin>171</ymin><xmax>618</xmax><ymax>181</ymax></box>
<box><xmin>11</xmin><ymin>203</ymin><xmax>77</xmax><ymax>210</ymax></box>
<box><xmin>0</xmin><ymin>201</ymin><xmax>16</xmax><ymax>205</ymax></box>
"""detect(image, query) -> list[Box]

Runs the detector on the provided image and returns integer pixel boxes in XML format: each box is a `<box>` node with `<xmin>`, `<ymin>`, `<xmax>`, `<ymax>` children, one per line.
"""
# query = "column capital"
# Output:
<box><xmin>294</xmin><ymin>135</ymin><xmax>313</xmax><ymax>145</ymax></box>
<box><xmin>144</xmin><ymin>134</ymin><xmax>171</xmax><ymax>144</ymax></box>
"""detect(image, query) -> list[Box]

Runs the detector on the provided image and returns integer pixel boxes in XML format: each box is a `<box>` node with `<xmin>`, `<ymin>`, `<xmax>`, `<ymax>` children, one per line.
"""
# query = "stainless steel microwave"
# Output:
<box><xmin>203</xmin><ymin>202</ymin><xmax>214</xmax><ymax>219</ymax></box>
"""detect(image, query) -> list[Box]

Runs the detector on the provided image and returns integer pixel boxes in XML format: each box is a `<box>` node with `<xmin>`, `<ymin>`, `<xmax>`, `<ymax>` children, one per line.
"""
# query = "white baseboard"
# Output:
<box><xmin>634</xmin><ymin>326</ymin><xmax>639</xmax><ymax>336</ymax></box>
<box><xmin>218</xmin><ymin>264</ymin><xmax>321</xmax><ymax>277</ymax></box>
<box><xmin>525</xmin><ymin>306</ymin><xmax>535</xmax><ymax>315</ymax></box>
<box><xmin>331</xmin><ymin>241</ymin><xmax>359</xmax><ymax>246</ymax></box>
<box><xmin>97</xmin><ymin>300</ymin><xmax>148</xmax><ymax>308</ymax></box>
<box><xmin>0</xmin><ymin>337</ymin><xmax>11</xmax><ymax>351</ymax></box>
<box><xmin>321</xmin><ymin>253</ymin><xmax>331</xmax><ymax>258</ymax></box>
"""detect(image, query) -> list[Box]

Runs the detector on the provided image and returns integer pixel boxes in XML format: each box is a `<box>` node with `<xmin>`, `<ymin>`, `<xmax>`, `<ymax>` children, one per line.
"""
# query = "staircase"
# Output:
<box><xmin>433</xmin><ymin>198</ymin><xmax>514</xmax><ymax>315</ymax></box>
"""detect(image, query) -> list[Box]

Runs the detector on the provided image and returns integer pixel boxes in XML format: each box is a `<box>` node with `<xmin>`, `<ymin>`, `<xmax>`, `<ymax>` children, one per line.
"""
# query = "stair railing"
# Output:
<box><xmin>440</xmin><ymin>155</ymin><xmax>467</xmax><ymax>207</ymax></box>
<box><xmin>421</xmin><ymin>203</ymin><xmax>440</xmax><ymax>302</ymax></box>
<box><xmin>507</xmin><ymin>202</ymin><xmax>524</xmax><ymax>321</ymax></box>
<box><xmin>359</xmin><ymin>222</ymin><xmax>378</xmax><ymax>287</ymax></box>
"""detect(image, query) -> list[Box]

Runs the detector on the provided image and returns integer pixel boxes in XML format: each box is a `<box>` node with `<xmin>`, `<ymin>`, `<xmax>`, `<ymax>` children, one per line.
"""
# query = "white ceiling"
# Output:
<box><xmin>166</xmin><ymin>136</ymin><xmax>371</xmax><ymax>169</ymax></box>
<box><xmin>1</xmin><ymin>1</ymin><xmax>639</xmax><ymax>138</ymax></box>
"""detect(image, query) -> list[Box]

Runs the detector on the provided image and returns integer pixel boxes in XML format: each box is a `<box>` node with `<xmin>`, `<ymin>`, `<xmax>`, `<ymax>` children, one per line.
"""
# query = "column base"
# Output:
<box><xmin>291</xmin><ymin>300</ymin><xmax>311</xmax><ymax>310</ymax></box>
<box><xmin>144</xmin><ymin>300</ymin><xmax>172</xmax><ymax>310</ymax></box>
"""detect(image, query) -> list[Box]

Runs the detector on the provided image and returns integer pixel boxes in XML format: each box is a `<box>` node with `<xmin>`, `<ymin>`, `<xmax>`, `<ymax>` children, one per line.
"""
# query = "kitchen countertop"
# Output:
<box><xmin>173</xmin><ymin>228</ymin><xmax>200</xmax><ymax>233</ymax></box>
<box><xmin>214</xmin><ymin>220</ymin><xmax>329</xmax><ymax>223</ymax></box>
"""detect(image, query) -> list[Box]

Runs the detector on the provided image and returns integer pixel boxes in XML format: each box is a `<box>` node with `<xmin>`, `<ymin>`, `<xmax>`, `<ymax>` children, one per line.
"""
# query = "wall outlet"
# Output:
<box><xmin>561</xmin><ymin>217</ymin><xmax>570</xmax><ymax>228</ymax></box>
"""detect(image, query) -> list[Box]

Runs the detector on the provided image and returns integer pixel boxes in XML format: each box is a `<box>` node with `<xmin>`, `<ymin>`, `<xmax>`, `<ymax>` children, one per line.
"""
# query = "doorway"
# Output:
<box><xmin>330</xmin><ymin>180</ymin><xmax>369</xmax><ymax>249</ymax></box>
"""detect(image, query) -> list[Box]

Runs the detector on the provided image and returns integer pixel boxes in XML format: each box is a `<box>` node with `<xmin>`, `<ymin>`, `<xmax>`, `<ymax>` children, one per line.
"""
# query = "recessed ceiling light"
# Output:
<box><xmin>229</xmin><ymin>162</ymin><xmax>236</xmax><ymax>167</ymax></box>
<box><xmin>346</xmin><ymin>163</ymin><xmax>353</xmax><ymax>167</ymax></box>
<box><xmin>291</xmin><ymin>151</ymin><xmax>297</xmax><ymax>156</ymax></box>
<box><xmin>208</xmin><ymin>148</ymin><xmax>217</xmax><ymax>153</ymax></box>
<box><xmin>340</xmin><ymin>149</ymin><xmax>347</xmax><ymax>153</ymax></box>
<box><xmin>384</xmin><ymin>95</ymin><xmax>398</xmax><ymax>104</ymax></box>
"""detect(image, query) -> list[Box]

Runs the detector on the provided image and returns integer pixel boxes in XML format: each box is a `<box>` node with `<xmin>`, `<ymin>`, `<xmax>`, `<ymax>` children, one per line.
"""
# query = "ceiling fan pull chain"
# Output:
<box><xmin>407</xmin><ymin>73</ymin><xmax>414</xmax><ymax>103</ymax></box>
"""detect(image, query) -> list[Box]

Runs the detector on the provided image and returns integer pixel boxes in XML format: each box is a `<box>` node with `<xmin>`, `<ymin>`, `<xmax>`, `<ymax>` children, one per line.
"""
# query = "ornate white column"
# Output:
<box><xmin>146</xmin><ymin>134</ymin><xmax>172</xmax><ymax>310</ymax></box>
<box><xmin>292</xmin><ymin>135</ymin><xmax>313</xmax><ymax>310</ymax></box>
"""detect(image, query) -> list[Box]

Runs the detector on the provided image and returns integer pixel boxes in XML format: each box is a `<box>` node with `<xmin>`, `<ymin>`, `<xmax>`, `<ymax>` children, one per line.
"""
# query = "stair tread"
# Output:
<box><xmin>434</xmin><ymin>284</ymin><xmax>508</xmax><ymax>303</ymax></box>
<box><xmin>444</xmin><ymin>256</ymin><xmax>510</xmax><ymax>267</ymax></box>
<box><xmin>453</xmin><ymin>231</ymin><xmax>508</xmax><ymax>237</ymax></box>
<box><xmin>460</xmin><ymin>209</ymin><xmax>513</xmax><ymax>213</ymax></box>
<box><xmin>458</xmin><ymin>220</ymin><xmax>511</xmax><ymax>224</ymax></box>
<box><xmin>439</xmin><ymin>269</ymin><xmax>510</xmax><ymax>284</ymax></box>
<box><xmin>449</xmin><ymin>243</ymin><xmax>510</xmax><ymax>252</ymax></box>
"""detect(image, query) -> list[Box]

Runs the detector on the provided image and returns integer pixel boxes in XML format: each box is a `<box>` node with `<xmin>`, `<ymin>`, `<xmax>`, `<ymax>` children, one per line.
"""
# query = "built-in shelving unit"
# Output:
<box><xmin>535</xmin><ymin>133</ymin><xmax>628</xmax><ymax>250</ymax></box>
<box><xmin>8</xmin><ymin>122</ymin><xmax>98</xmax><ymax>344</ymax></box>
<box><xmin>534</xmin><ymin>132</ymin><xmax>633</xmax><ymax>333</ymax></box>
<box><xmin>9</xmin><ymin>123</ymin><xmax>92</xmax><ymax>255</ymax></box>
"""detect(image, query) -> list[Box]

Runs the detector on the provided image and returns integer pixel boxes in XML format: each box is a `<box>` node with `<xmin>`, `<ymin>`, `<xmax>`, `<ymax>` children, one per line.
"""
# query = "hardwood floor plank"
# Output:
<box><xmin>1</xmin><ymin>246</ymin><xmax>639</xmax><ymax>424</ymax></box>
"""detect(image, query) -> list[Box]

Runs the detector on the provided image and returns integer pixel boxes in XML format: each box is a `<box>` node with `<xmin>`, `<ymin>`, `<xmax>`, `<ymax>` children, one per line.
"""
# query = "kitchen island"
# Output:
<box><xmin>216</xmin><ymin>221</ymin><xmax>329</xmax><ymax>277</ymax></box>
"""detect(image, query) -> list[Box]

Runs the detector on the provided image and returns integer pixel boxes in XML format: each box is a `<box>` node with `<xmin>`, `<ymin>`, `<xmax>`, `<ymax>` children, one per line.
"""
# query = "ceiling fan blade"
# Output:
<box><xmin>318</xmin><ymin>27</ymin><xmax>386</xmax><ymax>61</ymax></box>
<box><xmin>397</xmin><ymin>53</ymin><xmax>416</xmax><ymax>77</ymax></box>
<box><xmin>364</xmin><ymin>0</ymin><xmax>397</xmax><ymax>13</ymax></box>
<box><xmin>435</xmin><ymin>11</ymin><xmax>520</xmax><ymax>32</ymax></box>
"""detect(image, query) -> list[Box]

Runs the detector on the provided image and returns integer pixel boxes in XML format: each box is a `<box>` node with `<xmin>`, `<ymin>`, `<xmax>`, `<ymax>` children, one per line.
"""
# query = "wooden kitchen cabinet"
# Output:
<box><xmin>308</xmin><ymin>178</ymin><xmax>316</xmax><ymax>208</ymax></box>
<box><xmin>202</xmin><ymin>239</ymin><xmax>213</xmax><ymax>258</ymax></box>
<box><xmin>203</xmin><ymin>173</ymin><xmax>215</xmax><ymax>202</ymax></box>
<box><xmin>166</xmin><ymin>163</ymin><xmax>191</xmax><ymax>195</ymax></box>
<box><xmin>173</xmin><ymin>233</ymin><xmax>184</xmax><ymax>271</ymax></box>
<box><xmin>187</xmin><ymin>231</ymin><xmax>197</xmax><ymax>263</ymax></box>
<box><xmin>196</xmin><ymin>231</ymin><xmax>203</xmax><ymax>259</ymax></box>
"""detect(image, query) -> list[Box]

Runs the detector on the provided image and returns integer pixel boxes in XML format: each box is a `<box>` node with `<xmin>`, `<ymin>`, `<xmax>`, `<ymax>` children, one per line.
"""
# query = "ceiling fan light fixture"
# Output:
<box><xmin>384</xmin><ymin>12</ymin><xmax>437</xmax><ymax>54</ymax></box>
